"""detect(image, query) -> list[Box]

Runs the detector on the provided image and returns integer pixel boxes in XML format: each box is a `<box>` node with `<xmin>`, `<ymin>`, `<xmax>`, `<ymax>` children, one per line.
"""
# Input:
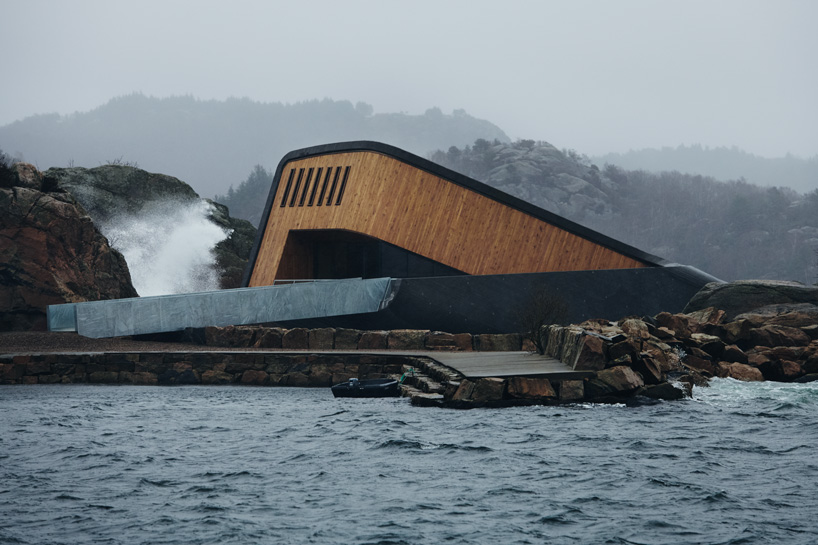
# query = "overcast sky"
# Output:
<box><xmin>2</xmin><ymin>0</ymin><xmax>815</xmax><ymax>158</ymax></box>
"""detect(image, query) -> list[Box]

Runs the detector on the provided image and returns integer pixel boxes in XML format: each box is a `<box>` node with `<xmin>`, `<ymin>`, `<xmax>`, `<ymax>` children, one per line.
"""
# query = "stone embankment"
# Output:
<box><xmin>0</xmin><ymin>350</ymin><xmax>428</xmax><ymax>388</ymax></box>
<box><xmin>192</xmin><ymin>325</ymin><xmax>525</xmax><ymax>352</ymax></box>
<box><xmin>3</xmin><ymin>304</ymin><xmax>816</xmax><ymax>410</ymax></box>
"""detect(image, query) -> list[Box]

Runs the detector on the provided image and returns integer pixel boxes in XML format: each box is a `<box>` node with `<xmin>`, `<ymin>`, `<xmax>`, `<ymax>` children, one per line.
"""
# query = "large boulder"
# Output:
<box><xmin>0</xmin><ymin>164</ymin><xmax>137</xmax><ymax>330</ymax></box>
<box><xmin>685</xmin><ymin>280</ymin><xmax>818</xmax><ymax>321</ymax></box>
<box><xmin>585</xmin><ymin>366</ymin><xmax>645</xmax><ymax>398</ymax></box>
<box><xmin>506</xmin><ymin>377</ymin><xmax>556</xmax><ymax>399</ymax></box>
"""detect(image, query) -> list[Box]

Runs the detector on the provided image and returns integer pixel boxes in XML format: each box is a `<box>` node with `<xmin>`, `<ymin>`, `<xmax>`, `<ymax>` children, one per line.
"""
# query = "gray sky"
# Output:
<box><xmin>2</xmin><ymin>0</ymin><xmax>816</xmax><ymax>158</ymax></box>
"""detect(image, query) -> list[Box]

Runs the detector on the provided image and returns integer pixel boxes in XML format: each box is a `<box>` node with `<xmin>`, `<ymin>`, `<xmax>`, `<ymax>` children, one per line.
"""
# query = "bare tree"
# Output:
<box><xmin>517</xmin><ymin>287</ymin><xmax>570</xmax><ymax>354</ymax></box>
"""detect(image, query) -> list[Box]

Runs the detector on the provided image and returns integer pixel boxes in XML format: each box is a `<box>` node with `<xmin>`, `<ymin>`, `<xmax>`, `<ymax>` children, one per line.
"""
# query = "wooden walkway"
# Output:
<box><xmin>425</xmin><ymin>351</ymin><xmax>593</xmax><ymax>380</ymax></box>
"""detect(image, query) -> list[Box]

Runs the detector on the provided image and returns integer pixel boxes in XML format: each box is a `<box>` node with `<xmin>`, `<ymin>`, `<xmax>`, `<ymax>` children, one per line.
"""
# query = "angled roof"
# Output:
<box><xmin>242</xmin><ymin>141</ymin><xmax>668</xmax><ymax>287</ymax></box>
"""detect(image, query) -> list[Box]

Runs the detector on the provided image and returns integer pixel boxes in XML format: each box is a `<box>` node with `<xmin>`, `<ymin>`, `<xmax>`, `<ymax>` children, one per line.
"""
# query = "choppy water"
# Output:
<box><xmin>1</xmin><ymin>380</ymin><xmax>817</xmax><ymax>545</ymax></box>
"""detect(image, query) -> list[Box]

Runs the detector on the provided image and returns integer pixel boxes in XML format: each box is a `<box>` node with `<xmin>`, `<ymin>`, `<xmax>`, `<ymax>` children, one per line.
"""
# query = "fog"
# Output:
<box><xmin>1</xmin><ymin>0</ymin><xmax>815</xmax><ymax>158</ymax></box>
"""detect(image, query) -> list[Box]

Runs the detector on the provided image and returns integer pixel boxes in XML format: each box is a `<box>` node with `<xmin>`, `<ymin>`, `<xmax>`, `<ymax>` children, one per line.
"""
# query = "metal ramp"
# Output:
<box><xmin>48</xmin><ymin>278</ymin><xmax>395</xmax><ymax>339</ymax></box>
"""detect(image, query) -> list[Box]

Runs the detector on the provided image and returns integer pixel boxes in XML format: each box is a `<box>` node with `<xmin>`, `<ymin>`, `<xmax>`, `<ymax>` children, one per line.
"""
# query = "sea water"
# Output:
<box><xmin>1</xmin><ymin>380</ymin><xmax>817</xmax><ymax>544</ymax></box>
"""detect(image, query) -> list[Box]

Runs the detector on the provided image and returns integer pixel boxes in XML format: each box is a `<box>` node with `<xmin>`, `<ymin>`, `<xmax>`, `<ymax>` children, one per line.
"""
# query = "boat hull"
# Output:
<box><xmin>331</xmin><ymin>378</ymin><xmax>401</xmax><ymax>398</ymax></box>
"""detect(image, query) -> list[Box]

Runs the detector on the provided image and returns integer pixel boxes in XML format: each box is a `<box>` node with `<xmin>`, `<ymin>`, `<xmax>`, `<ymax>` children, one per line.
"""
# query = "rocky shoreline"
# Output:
<box><xmin>3</xmin><ymin>300</ymin><xmax>817</xmax><ymax>409</ymax></box>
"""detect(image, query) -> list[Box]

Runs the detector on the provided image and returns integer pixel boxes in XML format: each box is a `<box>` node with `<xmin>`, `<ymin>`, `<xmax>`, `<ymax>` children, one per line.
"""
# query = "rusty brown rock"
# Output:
<box><xmin>721</xmin><ymin>344</ymin><xmax>748</xmax><ymax>364</ymax></box>
<box><xmin>334</xmin><ymin>328</ymin><xmax>361</xmax><ymax>350</ymax></box>
<box><xmin>506</xmin><ymin>377</ymin><xmax>556</xmax><ymax>399</ymax></box>
<box><xmin>595</xmin><ymin>365</ymin><xmax>645</xmax><ymax>394</ymax></box>
<box><xmin>205</xmin><ymin>326</ymin><xmax>257</xmax><ymax>347</ymax></box>
<box><xmin>240</xmin><ymin>369</ymin><xmax>269</xmax><ymax>385</ymax></box>
<box><xmin>685</xmin><ymin>307</ymin><xmax>726</xmax><ymax>327</ymax></box>
<box><xmin>358</xmin><ymin>330</ymin><xmax>387</xmax><ymax>350</ymax></box>
<box><xmin>558</xmin><ymin>380</ymin><xmax>584</xmax><ymax>401</ymax></box>
<box><xmin>722</xmin><ymin>319</ymin><xmax>755</xmax><ymax>344</ymax></box>
<box><xmin>282</xmin><ymin>328</ymin><xmax>309</xmax><ymax>349</ymax></box>
<box><xmin>723</xmin><ymin>363</ymin><xmax>764</xmax><ymax>381</ymax></box>
<box><xmin>0</xmin><ymin>171</ymin><xmax>137</xmax><ymax>331</ymax></box>
<box><xmin>690</xmin><ymin>333</ymin><xmax>725</xmax><ymax>359</ymax></box>
<box><xmin>758</xmin><ymin>359</ymin><xmax>804</xmax><ymax>381</ymax></box>
<box><xmin>684</xmin><ymin>353</ymin><xmax>716</xmax><ymax>376</ymax></box>
<box><xmin>573</xmin><ymin>335</ymin><xmax>607</xmax><ymax>371</ymax></box>
<box><xmin>765</xmin><ymin>346</ymin><xmax>806</xmax><ymax>362</ymax></box>
<box><xmin>476</xmin><ymin>333</ymin><xmax>522</xmax><ymax>352</ymax></box>
<box><xmin>451</xmin><ymin>379</ymin><xmax>476</xmax><ymax>402</ymax></box>
<box><xmin>254</xmin><ymin>328</ymin><xmax>283</xmax><ymax>349</ymax></box>
<box><xmin>388</xmin><ymin>329</ymin><xmax>428</xmax><ymax>350</ymax></box>
<box><xmin>804</xmin><ymin>352</ymin><xmax>818</xmax><ymax>374</ymax></box>
<box><xmin>308</xmin><ymin>328</ymin><xmax>335</xmax><ymax>350</ymax></box>
<box><xmin>619</xmin><ymin>318</ymin><xmax>651</xmax><ymax>340</ymax></box>
<box><xmin>201</xmin><ymin>370</ymin><xmax>234</xmax><ymax>384</ymax></box>
<box><xmin>638</xmin><ymin>382</ymin><xmax>687</xmax><ymax>400</ymax></box>
<box><xmin>453</xmin><ymin>333</ymin><xmax>474</xmax><ymax>351</ymax></box>
<box><xmin>426</xmin><ymin>331</ymin><xmax>458</xmax><ymax>350</ymax></box>
<box><xmin>654</xmin><ymin>326</ymin><xmax>678</xmax><ymax>341</ymax></box>
<box><xmin>654</xmin><ymin>312</ymin><xmax>691</xmax><ymax>339</ymax></box>
<box><xmin>631</xmin><ymin>354</ymin><xmax>663</xmax><ymax>385</ymax></box>
<box><xmin>470</xmin><ymin>377</ymin><xmax>506</xmax><ymax>402</ymax></box>
<box><xmin>749</xmin><ymin>325</ymin><xmax>811</xmax><ymax>348</ymax></box>
<box><xmin>608</xmin><ymin>339</ymin><xmax>640</xmax><ymax>361</ymax></box>
<box><xmin>779</xmin><ymin>360</ymin><xmax>804</xmax><ymax>381</ymax></box>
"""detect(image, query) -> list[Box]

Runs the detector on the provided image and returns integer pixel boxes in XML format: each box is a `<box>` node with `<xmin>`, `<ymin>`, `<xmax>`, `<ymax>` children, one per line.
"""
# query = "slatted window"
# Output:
<box><xmin>335</xmin><ymin>166</ymin><xmax>351</xmax><ymax>205</ymax></box>
<box><xmin>325</xmin><ymin>167</ymin><xmax>342</xmax><ymax>205</ymax></box>
<box><xmin>316</xmin><ymin>167</ymin><xmax>332</xmax><ymax>207</ymax></box>
<box><xmin>307</xmin><ymin>168</ymin><xmax>322</xmax><ymax>206</ymax></box>
<box><xmin>279</xmin><ymin>169</ymin><xmax>295</xmax><ymax>207</ymax></box>
<box><xmin>289</xmin><ymin>169</ymin><xmax>304</xmax><ymax>207</ymax></box>
<box><xmin>298</xmin><ymin>168</ymin><xmax>314</xmax><ymax>206</ymax></box>
<box><xmin>280</xmin><ymin>165</ymin><xmax>352</xmax><ymax>208</ymax></box>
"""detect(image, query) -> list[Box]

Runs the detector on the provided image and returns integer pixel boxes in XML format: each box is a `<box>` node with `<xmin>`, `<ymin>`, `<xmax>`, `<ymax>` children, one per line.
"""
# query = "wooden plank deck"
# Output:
<box><xmin>426</xmin><ymin>351</ymin><xmax>594</xmax><ymax>380</ymax></box>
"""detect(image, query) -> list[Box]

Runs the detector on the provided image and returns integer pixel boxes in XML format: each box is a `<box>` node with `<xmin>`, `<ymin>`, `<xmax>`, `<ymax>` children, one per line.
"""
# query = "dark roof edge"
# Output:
<box><xmin>242</xmin><ymin>140</ymin><xmax>669</xmax><ymax>286</ymax></box>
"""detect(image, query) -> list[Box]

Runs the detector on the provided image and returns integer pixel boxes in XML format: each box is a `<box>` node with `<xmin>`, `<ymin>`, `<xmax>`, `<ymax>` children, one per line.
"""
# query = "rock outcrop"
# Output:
<box><xmin>684</xmin><ymin>280</ymin><xmax>818</xmax><ymax>321</ymax></box>
<box><xmin>542</xmin><ymin>305</ymin><xmax>818</xmax><ymax>391</ymax></box>
<box><xmin>42</xmin><ymin>165</ymin><xmax>256</xmax><ymax>289</ymax></box>
<box><xmin>0</xmin><ymin>163</ymin><xmax>137</xmax><ymax>331</ymax></box>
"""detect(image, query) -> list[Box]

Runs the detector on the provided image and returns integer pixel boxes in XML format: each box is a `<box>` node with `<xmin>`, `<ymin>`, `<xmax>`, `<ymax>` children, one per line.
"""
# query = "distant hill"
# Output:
<box><xmin>594</xmin><ymin>145</ymin><xmax>818</xmax><ymax>194</ymax></box>
<box><xmin>433</xmin><ymin>140</ymin><xmax>818</xmax><ymax>284</ymax></box>
<box><xmin>0</xmin><ymin>94</ymin><xmax>509</xmax><ymax>198</ymax></box>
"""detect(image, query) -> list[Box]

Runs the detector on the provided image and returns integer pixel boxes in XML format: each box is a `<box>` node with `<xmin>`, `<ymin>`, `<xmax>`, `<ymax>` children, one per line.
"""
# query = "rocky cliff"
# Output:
<box><xmin>43</xmin><ymin>165</ymin><xmax>257</xmax><ymax>289</ymax></box>
<box><xmin>0</xmin><ymin>163</ymin><xmax>138</xmax><ymax>330</ymax></box>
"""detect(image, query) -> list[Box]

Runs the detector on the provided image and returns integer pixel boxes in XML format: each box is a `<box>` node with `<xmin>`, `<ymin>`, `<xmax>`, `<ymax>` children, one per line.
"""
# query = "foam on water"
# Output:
<box><xmin>694</xmin><ymin>377</ymin><xmax>818</xmax><ymax>412</ymax></box>
<box><xmin>100</xmin><ymin>200</ymin><xmax>231</xmax><ymax>296</ymax></box>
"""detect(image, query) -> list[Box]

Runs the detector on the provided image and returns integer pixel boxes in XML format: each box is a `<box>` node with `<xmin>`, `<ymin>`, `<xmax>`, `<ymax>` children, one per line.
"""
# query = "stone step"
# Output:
<box><xmin>400</xmin><ymin>370</ymin><xmax>444</xmax><ymax>394</ymax></box>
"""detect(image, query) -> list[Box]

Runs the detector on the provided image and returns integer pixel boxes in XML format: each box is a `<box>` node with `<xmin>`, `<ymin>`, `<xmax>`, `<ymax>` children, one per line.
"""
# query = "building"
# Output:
<box><xmin>242</xmin><ymin>141</ymin><xmax>718</xmax><ymax>333</ymax></box>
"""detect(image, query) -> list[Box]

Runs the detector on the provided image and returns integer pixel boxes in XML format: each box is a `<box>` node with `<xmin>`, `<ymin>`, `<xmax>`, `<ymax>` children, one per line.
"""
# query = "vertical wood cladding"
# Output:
<box><xmin>248</xmin><ymin>151</ymin><xmax>649</xmax><ymax>286</ymax></box>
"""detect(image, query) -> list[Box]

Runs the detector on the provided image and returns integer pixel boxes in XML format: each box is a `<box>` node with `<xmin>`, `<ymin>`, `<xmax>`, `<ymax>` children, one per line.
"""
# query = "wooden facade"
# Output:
<box><xmin>245</xmin><ymin>142</ymin><xmax>663</xmax><ymax>287</ymax></box>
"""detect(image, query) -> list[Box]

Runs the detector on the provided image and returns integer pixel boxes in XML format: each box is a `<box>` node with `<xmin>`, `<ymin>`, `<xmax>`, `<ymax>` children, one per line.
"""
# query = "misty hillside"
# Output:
<box><xmin>430</xmin><ymin>140</ymin><xmax>818</xmax><ymax>284</ymax></box>
<box><xmin>594</xmin><ymin>145</ymin><xmax>818</xmax><ymax>193</ymax></box>
<box><xmin>0</xmin><ymin>94</ymin><xmax>509</xmax><ymax>198</ymax></box>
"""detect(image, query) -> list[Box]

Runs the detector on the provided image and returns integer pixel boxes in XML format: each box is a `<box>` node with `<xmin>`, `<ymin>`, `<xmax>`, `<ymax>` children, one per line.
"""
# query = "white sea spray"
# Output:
<box><xmin>100</xmin><ymin>199</ymin><xmax>231</xmax><ymax>296</ymax></box>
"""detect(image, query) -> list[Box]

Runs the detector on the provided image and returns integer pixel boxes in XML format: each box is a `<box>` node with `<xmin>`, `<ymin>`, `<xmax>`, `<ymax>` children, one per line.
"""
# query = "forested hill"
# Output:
<box><xmin>0</xmin><ymin>94</ymin><xmax>509</xmax><ymax>198</ymax></box>
<box><xmin>430</xmin><ymin>140</ymin><xmax>818</xmax><ymax>284</ymax></box>
<box><xmin>593</xmin><ymin>145</ymin><xmax>818</xmax><ymax>194</ymax></box>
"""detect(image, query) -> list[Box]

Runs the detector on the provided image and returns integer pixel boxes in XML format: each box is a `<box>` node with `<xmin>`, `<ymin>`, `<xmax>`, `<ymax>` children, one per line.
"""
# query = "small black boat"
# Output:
<box><xmin>331</xmin><ymin>378</ymin><xmax>401</xmax><ymax>398</ymax></box>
